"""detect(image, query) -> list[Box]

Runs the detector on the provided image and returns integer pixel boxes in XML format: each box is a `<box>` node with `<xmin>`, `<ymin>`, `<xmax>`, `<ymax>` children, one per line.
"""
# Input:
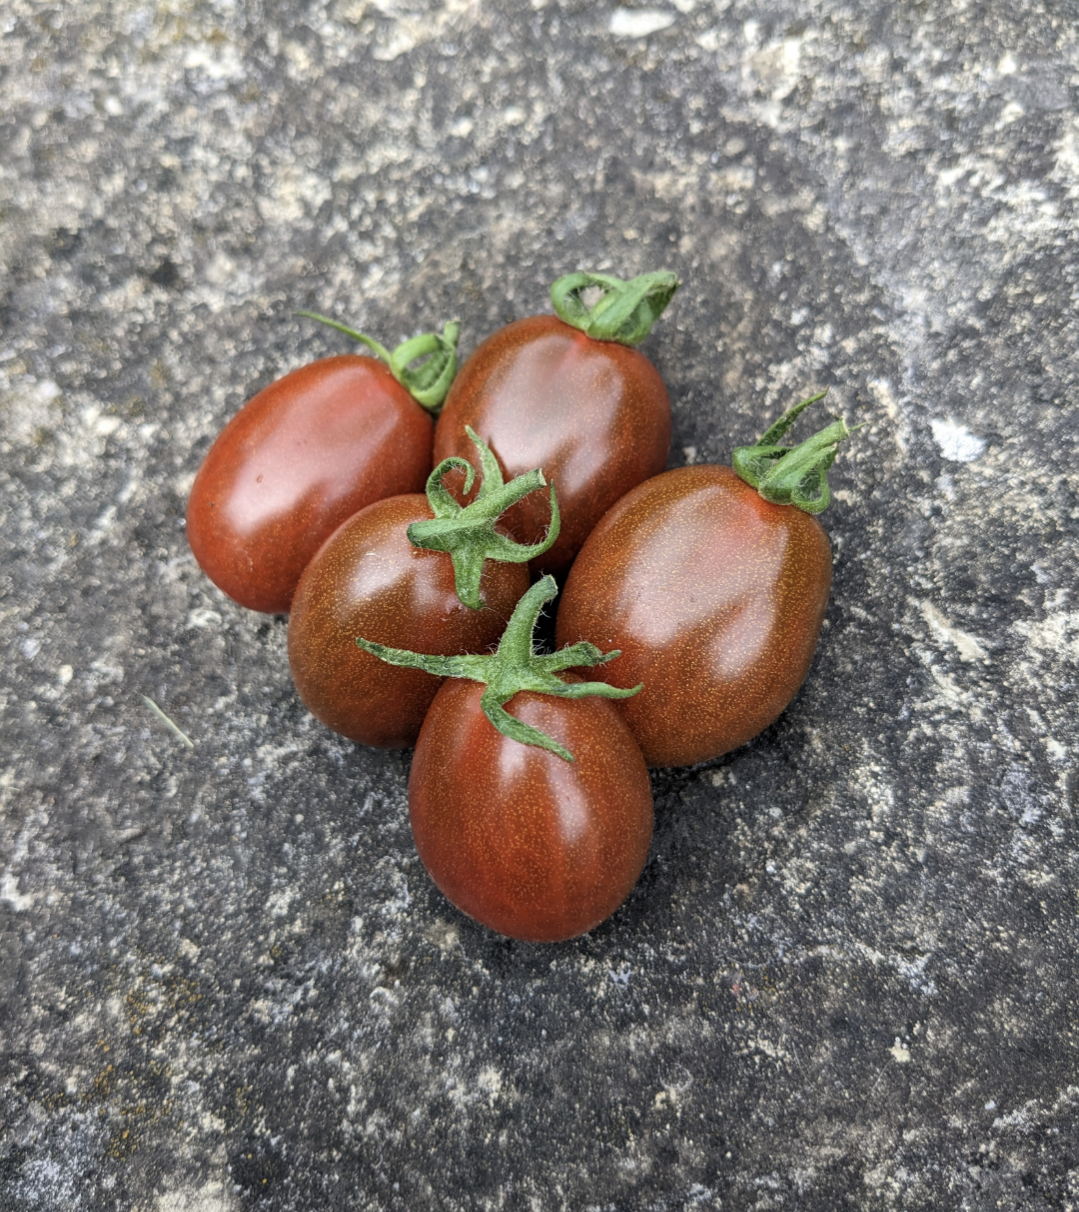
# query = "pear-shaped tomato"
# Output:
<box><xmin>187</xmin><ymin>320</ymin><xmax>459</xmax><ymax>614</ymax></box>
<box><xmin>289</xmin><ymin>430</ymin><xmax>559</xmax><ymax>748</ymax></box>
<box><xmin>287</xmin><ymin>495</ymin><xmax>528</xmax><ymax>748</ymax></box>
<box><xmin>354</xmin><ymin>575</ymin><xmax>653</xmax><ymax>940</ymax></box>
<box><xmin>432</xmin><ymin>272</ymin><xmax>678</xmax><ymax>576</ymax></box>
<box><xmin>409</xmin><ymin>679</ymin><xmax>653</xmax><ymax>942</ymax></box>
<box><xmin>556</xmin><ymin>394</ymin><xmax>854</xmax><ymax>767</ymax></box>
<box><xmin>187</xmin><ymin>356</ymin><xmax>434</xmax><ymax>614</ymax></box>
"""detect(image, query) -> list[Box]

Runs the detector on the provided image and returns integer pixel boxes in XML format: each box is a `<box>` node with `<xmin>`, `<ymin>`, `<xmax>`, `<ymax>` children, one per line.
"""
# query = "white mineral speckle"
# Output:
<box><xmin>930</xmin><ymin>418</ymin><xmax>986</xmax><ymax>462</ymax></box>
<box><xmin>919</xmin><ymin>600</ymin><xmax>989</xmax><ymax>663</ymax></box>
<box><xmin>609</xmin><ymin>9</ymin><xmax>677</xmax><ymax>37</ymax></box>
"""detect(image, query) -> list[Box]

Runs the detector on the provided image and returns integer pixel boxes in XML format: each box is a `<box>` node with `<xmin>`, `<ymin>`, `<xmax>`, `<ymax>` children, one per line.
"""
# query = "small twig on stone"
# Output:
<box><xmin>142</xmin><ymin>695</ymin><xmax>195</xmax><ymax>749</ymax></box>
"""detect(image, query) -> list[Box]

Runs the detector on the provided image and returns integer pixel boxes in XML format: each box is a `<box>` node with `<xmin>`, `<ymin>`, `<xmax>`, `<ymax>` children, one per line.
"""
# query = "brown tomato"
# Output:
<box><xmin>187</xmin><ymin>356</ymin><xmax>433</xmax><ymax>614</ymax></box>
<box><xmin>408</xmin><ymin>678</ymin><xmax>654</xmax><ymax>941</ymax></box>
<box><xmin>433</xmin><ymin>316</ymin><xmax>670</xmax><ymax>576</ymax></box>
<box><xmin>556</xmin><ymin>465</ymin><xmax>833</xmax><ymax>767</ymax></box>
<box><xmin>287</xmin><ymin>494</ymin><xmax>528</xmax><ymax>749</ymax></box>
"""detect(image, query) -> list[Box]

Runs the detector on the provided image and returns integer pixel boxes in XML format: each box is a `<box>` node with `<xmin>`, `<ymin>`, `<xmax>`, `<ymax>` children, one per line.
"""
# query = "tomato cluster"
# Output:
<box><xmin>186</xmin><ymin>275</ymin><xmax>855</xmax><ymax>942</ymax></box>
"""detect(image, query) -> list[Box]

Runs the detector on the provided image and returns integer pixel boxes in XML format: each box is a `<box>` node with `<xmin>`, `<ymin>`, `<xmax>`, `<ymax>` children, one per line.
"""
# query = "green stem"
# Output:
<box><xmin>297</xmin><ymin>312</ymin><xmax>460</xmax><ymax>413</ymax></box>
<box><xmin>732</xmin><ymin>389</ymin><xmax>858</xmax><ymax>515</ymax></box>
<box><xmin>549</xmin><ymin>270</ymin><xmax>680</xmax><ymax>346</ymax></box>
<box><xmin>357</xmin><ymin>576</ymin><xmax>640</xmax><ymax>761</ymax></box>
<box><xmin>407</xmin><ymin>427</ymin><xmax>561</xmax><ymax>609</ymax></box>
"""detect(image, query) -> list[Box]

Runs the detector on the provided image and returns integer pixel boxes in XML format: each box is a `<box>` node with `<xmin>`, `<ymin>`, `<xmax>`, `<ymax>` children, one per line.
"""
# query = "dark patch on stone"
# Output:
<box><xmin>229</xmin><ymin>1139</ymin><xmax>287</xmax><ymax>1200</ymax></box>
<box><xmin>44</xmin><ymin>226</ymin><xmax>82</xmax><ymax>257</ymax></box>
<box><xmin>147</xmin><ymin>258</ymin><xmax>181</xmax><ymax>289</ymax></box>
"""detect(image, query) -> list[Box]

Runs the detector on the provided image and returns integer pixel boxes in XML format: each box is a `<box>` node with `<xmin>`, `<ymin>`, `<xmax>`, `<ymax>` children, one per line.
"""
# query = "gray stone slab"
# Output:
<box><xmin>1</xmin><ymin>1</ymin><xmax>1077</xmax><ymax>1208</ymax></box>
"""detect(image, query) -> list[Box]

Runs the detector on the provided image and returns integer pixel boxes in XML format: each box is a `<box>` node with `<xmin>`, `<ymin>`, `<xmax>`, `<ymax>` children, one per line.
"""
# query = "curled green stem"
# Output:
<box><xmin>357</xmin><ymin>576</ymin><xmax>640</xmax><ymax>761</ymax></box>
<box><xmin>297</xmin><ymin>311</ymin><xmax>460</xmax><ymax>412</ymax></box>
<box><xmin>407</xmin><ymin>427</ymin><xmax>561</xmax><ymax>609</ymax></box>
<box><xmin>550</xmin><ymin>270</ymin><xmax>679</xmax><ymax>346</ymax></box>
<box><xmin>732</xmin><ymin>389</ymin><xmax>859</xmax><ymax>514</ymax></box>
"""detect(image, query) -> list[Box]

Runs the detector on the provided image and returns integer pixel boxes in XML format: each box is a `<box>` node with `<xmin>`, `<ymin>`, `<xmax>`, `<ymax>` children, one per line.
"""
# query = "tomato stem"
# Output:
<box><xmin>549</xmin><ymin>270</ymin><xmax>679</xmax><ymax>346</ymax></box>
<box><xmin>407</xmin><ymin>427</ymin><xmax>560</xmax><ymax>609</ymax></box>
<box><xmin>732</xmin><ymin>389</ymin><xmax>858</xmax><ymax>514</ymax></box>
<box><xmin>297</xmin><ymin>312</ymin><xmax>460</xmax><ymax>412</ymax></box>
<box><xmin>357</xmin><ymin>575</ymin><xmax>641</xmax><ymax>761</ymax></box>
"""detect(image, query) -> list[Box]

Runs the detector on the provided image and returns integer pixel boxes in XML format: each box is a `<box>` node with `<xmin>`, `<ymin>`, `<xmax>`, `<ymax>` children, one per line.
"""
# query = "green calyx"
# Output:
<box><xmin>297</xmin><ymin>311</ymin><xmax>460</xmax><ymax>412</ymax></box>
<box><xmin>407</xmin><ymin>426</ymin><xmax>561</xmax><ymax>610</ymax></box>
<box><xmin>732</xmin><ymin>389</ymin><xmax>858</xmax><ymax>515</ymax></box>
<box><xmin>549</xmin><ymin>270</ymin><xmax>680</xmax><ymax>346</ymax></box>
<box><xmin>357</xmin><ymin>575</ymin><xmax>641</xmax><ymax>762</ymax></box>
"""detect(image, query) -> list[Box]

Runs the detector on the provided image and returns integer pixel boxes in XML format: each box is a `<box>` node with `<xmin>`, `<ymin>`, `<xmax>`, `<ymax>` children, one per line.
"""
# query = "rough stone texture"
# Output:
<box><xmin>2</xmin><ymin>1</ymin><xmax>1077</xmax><ymax>1209</ymax></box>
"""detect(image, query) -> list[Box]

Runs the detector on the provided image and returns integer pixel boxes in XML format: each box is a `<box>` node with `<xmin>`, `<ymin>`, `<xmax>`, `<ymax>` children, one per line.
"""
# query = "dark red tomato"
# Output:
<box><xmin>408</xmin><ymin>677</ymin><xmax>653</xmax><ymax>942</ymax></box>
<box><xmin>187</xmin><ymin>356</ymin><xmax>433</xmax><ymax>614</ymax></box>
<box><xmin>287</xmin><ymin>494</ymin><xmax>528</xmax><ymax>749</ymax></box>
<box><xmin>433</xmin><ymin>316</ymin><xmax>670</xmax><ymax>576</ymax></box>
<box><xmin>556</xmin><ymin>465</ymin><xmax>832</xmax><ymax>768</ymax></box>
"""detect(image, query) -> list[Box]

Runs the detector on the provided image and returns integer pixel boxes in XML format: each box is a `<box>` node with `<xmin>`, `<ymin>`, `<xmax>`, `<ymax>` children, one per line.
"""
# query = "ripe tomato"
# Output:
<box><xmin>432</xmin><ymin>272</ymin><xmax>678</xmax><ymax>576</ymax></box>
<box><xmin>556</xmin><ymin>396</ymin><xmax>852</xmax><ymax>767</ymax></box>
<box><xmin>187</xmin><ymin>356</ymin><xmax>435</xmax><ymax>614</ymax></box>
<box><xmin>287</xmin><ymin>494</ymin><xmax>529</xmax><ymax>748</ymax></box>
<box><xmin>408</xmin><ymin>678</ymin><xmax>653</xmax><ymax>942</ymax></box>
<box><xmin>289</xmin><ymin>429</ymin><xmax>559</xmax><ymax>749</ymax></box>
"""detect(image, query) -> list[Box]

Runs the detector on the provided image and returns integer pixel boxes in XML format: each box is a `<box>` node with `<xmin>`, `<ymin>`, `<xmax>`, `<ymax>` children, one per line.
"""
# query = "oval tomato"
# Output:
<box><xmin>290</xmin><ymin>429</ymin><xmax>558</xmax><ymax>748</ymax></box>
<box><xmin>556</xmin><ymin>396</ymin><xmax>854</xmax><ymax>768</ymax></box>
<box><xmin>187</xmin><ymin>355</ymin><xmax>435</xmax><ymax>614</ymax></box>
<box><xmin>287</xmin><ymin>493</ymin><xmax>530</xmax><ymax>748</ymax></box>
<box><xmin>408</xmin><ymin>678</ymin><xmax>653</xmax><ymax>942</ymax></box>
<box><xmin>432</xmin><ymin>272</ymin><xmax>677</xmax><ymax>576</ymax></box>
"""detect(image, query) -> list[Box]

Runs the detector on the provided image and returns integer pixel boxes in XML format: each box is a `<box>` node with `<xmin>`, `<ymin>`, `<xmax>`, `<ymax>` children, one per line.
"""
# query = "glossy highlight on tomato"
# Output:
<box><xmin>433</xmin><ymin>315</ymin><xmax>671</xmax><ymax>576</ymax></box>
<box><xmin>408</xmin><ymin>678</ymin><xmax>654</xmax><ymax>942</ymax></box>
<box><xmin>556</xmin><ymin>464</ymin><xmax>834</xmax><ymax>767</ymax></box>
<box><xmin>187</xmin><ymin>355</ymin><xmax>434</xmax><ymax>614</ymax></box>
<box><xmin>288</xmin><ymin>493</ymin><xmax>529</xmax><ymax>749</ymax></box>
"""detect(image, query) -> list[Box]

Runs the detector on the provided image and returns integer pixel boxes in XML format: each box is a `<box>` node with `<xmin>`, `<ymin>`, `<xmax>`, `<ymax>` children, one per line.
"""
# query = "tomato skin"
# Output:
<box><xmin>287</xmin><ymin>494</ymin><xmax>529</xmax><ymax>749</ymax></box>
<box><xmin>187</xmin><ymin>356</ymin><xmax>433</xmax><ymax>614</ymax></box>
<box><xmin>556</xmin><ymin>465</ymin><xmax>833</xmax><ymax>768</ymax></box>
<box><xmin>409</xmin><ymin>680</ymin><xmax>654</xmax><ymax>942</ymax></box>
<box><xmin>433</xmin><ymin>316</ymin><xmax>671</xmax><ymax>577</ymax></box>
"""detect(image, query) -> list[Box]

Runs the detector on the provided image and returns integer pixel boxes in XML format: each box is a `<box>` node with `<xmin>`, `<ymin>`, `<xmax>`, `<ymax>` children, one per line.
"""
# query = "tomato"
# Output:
<box><xmin>287</xmin><ymin>493</ymin><xmax>529</xmax><ymax>748</ymax></box>
<box><xmin>408</xmin><ymin>677</ymin><xmax>653</xmax><ymax>942</ymax></box>
<box><xmin>288</xmin><ymin>430</ymin><xmax>558</xmax><ymax>748</ymax></box>
<box><xmin>556</xmin><ymin>395</ymin><xmax>853</xmax><ymax>767</ymax></box>
<box><xmin>354</xmin><ymin>573</ymin><xmax>651</xmax><ymax>940</ymax></box>
<box><xmin>186</xmin><ymin>356</ymin><xmax>433</xmax><ymax>613</ymax></box>
<box><xmin>187</xmin><ymin>319</ymin><xmax>459</xmax><ymax>614</ymax></box>
<box><xmin>432</xmin><ymin>271</ymin><xmax>678</xmax><ymax>576</ymax></box>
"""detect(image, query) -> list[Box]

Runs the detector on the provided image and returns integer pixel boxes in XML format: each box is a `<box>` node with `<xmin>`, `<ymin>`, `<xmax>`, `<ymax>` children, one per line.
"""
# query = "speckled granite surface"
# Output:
<box><xmin>2</xmin><ymin>2</ymin><xmax>1078</xmax><ymax>1209</ymax></box>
